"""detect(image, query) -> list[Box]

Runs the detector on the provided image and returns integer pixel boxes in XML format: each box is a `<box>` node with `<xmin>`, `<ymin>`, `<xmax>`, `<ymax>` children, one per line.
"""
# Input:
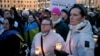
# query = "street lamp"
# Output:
<box><xmin>38</xmin><ymin>0</ymin><xmax>41</xmax><ymax>9</ymax></box>
<box><xmin>44</xmin><ymin>0</ymin><xmax>46</xmax><ymax>9</ymax></box>
<box><xmin>89</xmin><ymin>0</ymin><xmax>91</xmax><ymax>8</ymax></box>
<box><xmin>91</xmin><ymin>0</ymin><xmax>94</xmax><ymax>8</ymax></box>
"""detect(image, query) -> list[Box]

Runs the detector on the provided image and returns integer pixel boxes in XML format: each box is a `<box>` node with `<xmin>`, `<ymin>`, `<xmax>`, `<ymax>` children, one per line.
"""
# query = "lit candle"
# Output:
<box><xmin>35</xmin><ymin>47</ymin><xmax>40</xmax><ymax>55</ymax></box>
<box><xmin>52</xmin><ymin>28</ymin><xmax>56</xmax><ymax>32</ymax></box>
<box><xmin>56</xmin><ymin>43</ymin><xmax>62</xmax><ymax>51</ymax></box>
<box><xmin>93</xmin><ymin>35</ymin><xmax>98</xmax><ymax>43</ymax></box>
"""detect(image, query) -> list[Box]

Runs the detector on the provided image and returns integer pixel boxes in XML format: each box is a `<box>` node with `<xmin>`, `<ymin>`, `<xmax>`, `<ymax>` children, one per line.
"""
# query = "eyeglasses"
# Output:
<box><xmin>41</xmin><ymin>24</ymin><xmax>50</xmax><ymax>25</ymax></box>
<box><xmin>51</xmin><ymin>14</ymin><xmax>57</xmax><ymax>16</ymax></box>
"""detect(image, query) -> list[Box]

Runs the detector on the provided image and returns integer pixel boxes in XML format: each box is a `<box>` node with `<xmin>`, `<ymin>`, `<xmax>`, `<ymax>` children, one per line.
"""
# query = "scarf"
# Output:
<box><xmin>69</xmin><ymin>20</ymin><xmax>87</xmax><ymax>32</ymax></box>
<box><xmin>52</xmin><ymin>18</ymin><xmax>62</xmax><ymax>27</ymax></box>
<box><xmin>41</xmin><ymin>30</ymin><xmax>50</xmax><ymax>37</ymax></box>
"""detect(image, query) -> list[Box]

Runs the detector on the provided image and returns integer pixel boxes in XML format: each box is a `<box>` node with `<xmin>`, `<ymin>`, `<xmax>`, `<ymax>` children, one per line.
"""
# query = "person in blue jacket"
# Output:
<box><xmin>24</xmin><ymin>14</ymin><xmax>39</xmax><ymax>48</ymax></box>
<box><xmin>0</xmin><ymin>18</ymin><xmax>21</xmax><ymax>56</ymax></box>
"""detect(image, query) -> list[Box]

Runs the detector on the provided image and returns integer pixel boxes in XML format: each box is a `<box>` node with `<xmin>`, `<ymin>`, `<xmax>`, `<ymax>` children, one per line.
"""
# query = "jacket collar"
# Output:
<box><xmin>69</xmin><ymin>20</ymin><xmax>93</xmax><ymax>34</ymax></box>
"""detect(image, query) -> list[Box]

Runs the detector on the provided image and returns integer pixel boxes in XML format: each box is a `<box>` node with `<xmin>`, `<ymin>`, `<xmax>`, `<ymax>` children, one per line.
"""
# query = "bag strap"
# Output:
<box><xmin>16</xmin><ymin>34</ymin><xmax>25</xmax><ymax>48</ymax></box>
<box><xmin>69</xmin><ymin>37</ymin><xmax>72</xmax><ymax>55</ymax></box>
<box><xmin>41</xmin><ymin>35</ymin><xmax>45</xmax><ymax>56</ymax></box>
<box><xmin>27</xmin><ymin>31</ymin><xmax>31</xmax><ymax>48</ymax></box>
<box><xmin>16</xmin><ymin>34</ymin><xmax>24</xmax><ymax>42</ymax></box>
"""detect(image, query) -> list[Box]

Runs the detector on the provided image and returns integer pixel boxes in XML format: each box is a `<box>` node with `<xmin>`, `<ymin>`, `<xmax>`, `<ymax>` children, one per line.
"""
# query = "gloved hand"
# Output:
<box><xmin>54</xmin><ymin>49</ymin><xmax>68</xmax><ymax>56</ymax></box>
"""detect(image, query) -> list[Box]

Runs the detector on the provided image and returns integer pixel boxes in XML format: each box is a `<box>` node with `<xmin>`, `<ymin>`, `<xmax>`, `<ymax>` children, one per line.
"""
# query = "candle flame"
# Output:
<box><xmin>56</xmin><ymin>43</ymin><xmax>62</xmax><ymax>51</ymax></box>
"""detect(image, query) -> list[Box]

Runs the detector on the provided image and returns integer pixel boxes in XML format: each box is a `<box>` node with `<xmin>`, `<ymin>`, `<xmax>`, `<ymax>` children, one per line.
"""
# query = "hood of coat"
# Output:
<box><xmin>69</xmin><ymin>20</ymin><xmax>93</xmax><ymax>34</ymax></box>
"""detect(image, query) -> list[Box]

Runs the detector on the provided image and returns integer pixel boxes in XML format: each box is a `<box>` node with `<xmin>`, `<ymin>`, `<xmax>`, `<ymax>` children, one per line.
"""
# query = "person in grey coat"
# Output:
<box><xmin>65</xmin><ymin>4</ymin><xmax>95</xmax><ymax>56</ymax></box>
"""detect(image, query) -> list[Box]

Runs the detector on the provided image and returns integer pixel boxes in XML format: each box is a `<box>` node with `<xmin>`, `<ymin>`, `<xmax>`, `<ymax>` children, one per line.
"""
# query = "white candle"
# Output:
<box><xmin>94</xmin><ymin>38</ymin><xmax>98</xmax><ymax>43</ymax></box>
<box><xmin>56</xmin><ymin>43</ymin><xmax>62</xmax><ymax>51</ymax></box>
<box><xmin>35</xmin><ymin>48</ymin><xmax>40</xmax><ymax>55</ymax></box>
<box><xmin>93</xmin><ymin>35</ymin><xmax>98</xmax><ymax>43</ymax></box>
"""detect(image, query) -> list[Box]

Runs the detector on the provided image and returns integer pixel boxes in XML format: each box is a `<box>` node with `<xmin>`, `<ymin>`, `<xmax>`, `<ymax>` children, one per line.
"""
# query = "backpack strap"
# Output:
<box><xmin>16</xmin><ymin>34</ymin><xmax>24</xmax><ymax>42</ymax></box>
<box><xmin>16</xmin><ymin>34</ymin><xmax>25</xmax><ymax>49</ymax></box>
<box><xmin>16</xmin><ymin>34</ymin><xmax>29</xmax><ymax>56</ymax></box>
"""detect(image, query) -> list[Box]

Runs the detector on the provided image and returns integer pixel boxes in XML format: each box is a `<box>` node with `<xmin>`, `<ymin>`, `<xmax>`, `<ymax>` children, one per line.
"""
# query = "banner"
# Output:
<box><xmin>50</xmin><ymin>0</ymin><xmax>76</xmax><ymax>11</ymax></box>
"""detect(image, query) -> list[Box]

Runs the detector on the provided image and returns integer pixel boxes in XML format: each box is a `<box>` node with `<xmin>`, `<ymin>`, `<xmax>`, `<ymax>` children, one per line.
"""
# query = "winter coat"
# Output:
<box><xmin>24</xmin><ymin>21</ymin><xmax>39</xmax><ymax>48</ymax></box>
<box><xmin>65</xmin><ymin>20</ymin><xmax>95</xmax><ymax>56</ymax></box>
<box><xmin>31</xmin><ymin>30</ymin><xmax>65</xmax><ymax>56</ymax></box>
<box><xmin>53</xmin><ymin>19</ymin><xmax>69</xmax><ymax>41</ymax></box>
<box><xmin>0</xmin><ymin>29</ymin><xmax>20</xmax><ymax>56</ymax></box>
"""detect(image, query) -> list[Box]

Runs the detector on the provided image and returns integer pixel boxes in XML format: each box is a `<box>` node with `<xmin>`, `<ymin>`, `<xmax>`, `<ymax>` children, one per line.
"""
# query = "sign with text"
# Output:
<box><xmin>50</xmin><ymin>0</ymin><xmax>76</xmax><ymax>11</ymax></box>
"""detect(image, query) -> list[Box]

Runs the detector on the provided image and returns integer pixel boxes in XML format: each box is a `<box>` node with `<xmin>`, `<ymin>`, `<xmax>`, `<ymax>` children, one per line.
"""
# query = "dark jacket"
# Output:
<box><xmin>0</xmin><ymin>30</ymin><xmax>20</xmax><ymax>56</ymax></box>
<box><xmin>95</xmin><ymin>13</ymin><xmax>100</xmax><ymax>28</ymax></box>
<box><xmin>62</xmin><ymin>18</ymin><xmax>70</xmax><ymax>26</ymax></box>
<box><xmin>54</xmin><ymin>20</ymin><xmax>69</xmax><ymax>41</ymax></box>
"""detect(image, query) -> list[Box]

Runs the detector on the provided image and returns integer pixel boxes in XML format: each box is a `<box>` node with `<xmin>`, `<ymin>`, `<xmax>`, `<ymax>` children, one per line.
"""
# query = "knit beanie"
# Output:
<box><xmin>22</xmin><ymin>10</ymin><xmax>29</xmax><ymax>16</ymax></box>
<box><xmin>51</xmin><ymin>7</ymin><xmax>61</xmax><ymax>16</ymax></box>
<box><xmin>61</xmin><ymin>9</ymin><xmax>68</xmax><ymax>15</ymax></box>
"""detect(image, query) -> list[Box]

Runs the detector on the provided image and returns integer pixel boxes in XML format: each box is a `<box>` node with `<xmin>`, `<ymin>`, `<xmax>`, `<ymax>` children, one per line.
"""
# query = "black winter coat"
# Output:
<box><xmin>0</xmin><ymin>30</ymin><xmax>20</xmax><ymax>56</ymax></box>
<box><xmin>54</xmin><ymin>20</ymin><xmax>69</xmax><ymax>41</ymax></box>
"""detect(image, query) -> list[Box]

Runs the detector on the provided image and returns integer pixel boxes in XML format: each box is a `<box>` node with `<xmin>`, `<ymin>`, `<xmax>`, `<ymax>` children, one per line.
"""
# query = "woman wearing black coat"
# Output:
<box><xmin>51</xmin><ymin>7</ymin><xmax>69</xmax><ymax>41</ymax></box>
<box><xmin>0</xmin><ymin>18</ymin><xmax>21</xmax><ymax>56</ymax></box>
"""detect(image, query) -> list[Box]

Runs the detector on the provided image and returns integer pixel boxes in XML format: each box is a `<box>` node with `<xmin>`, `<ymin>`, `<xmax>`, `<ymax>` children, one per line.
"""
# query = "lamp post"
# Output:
<box><xmin>89</xmin><ymin>0</ymin><xmax>91</xmax><ymax>8</ymax></box>
<box><xmin>0</xmin><ymin>0</ymin><xmax>2</xmax><ymax>8</ymax></box>
<box><xmin>38</xmin><ymin>0</ymin><xmax>40</xmax><ymax>9</ymax></box>
<box><xmin>95</xmin><ymin>0</ymin><xmax>97</xmax><ymax>8</ymax></box>
<box><xmin>91</xmin><ymin>0</ymin><xmax>94</xmax><ymax>8</ymax></box>
<box><xmin>44</xmin><ymin>0</ymin><xmax>46</xmax><ymax>9</ymax></box>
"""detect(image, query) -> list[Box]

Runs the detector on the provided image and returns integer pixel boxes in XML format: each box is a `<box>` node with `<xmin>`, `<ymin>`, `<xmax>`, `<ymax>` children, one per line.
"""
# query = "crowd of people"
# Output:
<box><xmin>0</xmin><ymin>4</ymin><xmax>100</xmax><ymax>56</ymax></box>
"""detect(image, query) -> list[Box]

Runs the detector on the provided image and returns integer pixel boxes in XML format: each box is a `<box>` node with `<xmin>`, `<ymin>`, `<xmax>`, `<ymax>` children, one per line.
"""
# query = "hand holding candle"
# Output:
<box><xmin>35</xmin><ymin>47</ymin><xmax>40</xmax><ymax>55</ymax></box>
<box><xmin>56</xmin><ymin>43</ymin><xmax>62</xmax><ymax>51</ymax></box>
<box><xmin>93</xmin><ymin>35</ymin><xmax>98</xmax><ymax>43</ymax></box>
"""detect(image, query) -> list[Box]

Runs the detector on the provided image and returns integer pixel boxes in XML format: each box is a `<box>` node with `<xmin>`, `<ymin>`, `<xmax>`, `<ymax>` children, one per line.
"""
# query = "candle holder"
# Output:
<box><xmin>35</xmin><ymin>47</ymin><xmax>40</xmax><ymax>56</ymax></box>
<box><xmin>56</xmin><ymin>43</ymin><xmax>62</xmax><ymax>51</ymax></box>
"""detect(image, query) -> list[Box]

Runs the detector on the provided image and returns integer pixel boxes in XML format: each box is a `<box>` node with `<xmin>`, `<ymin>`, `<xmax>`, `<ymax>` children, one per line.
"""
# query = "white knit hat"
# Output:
<box><xmin>22</xmin><ymin>10</ymin><xmax>29</xmax><ymax>16</ymax></box>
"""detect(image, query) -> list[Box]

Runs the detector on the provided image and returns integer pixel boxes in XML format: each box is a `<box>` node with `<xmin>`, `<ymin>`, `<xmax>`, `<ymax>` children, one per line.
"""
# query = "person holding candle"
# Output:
<box><xmin>65</xmin><ymin>4</ymin><xmax>95</xmax><ymax>56</ymax></box>
<box><xmin>51</xmin><ymin>7</ymin><xmax>69</xmax><ymax>41</ymax></box>
<box><xmin>31</xmin><ymin>18</ymin><xmax>65</xmax><ymax>56</ymax></box>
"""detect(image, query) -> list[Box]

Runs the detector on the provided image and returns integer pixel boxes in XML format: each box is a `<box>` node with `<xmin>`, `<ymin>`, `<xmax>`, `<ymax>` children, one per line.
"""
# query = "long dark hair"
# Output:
<box><xmin>5</xmin><ymin>18</ymin><xmax>15</xmax><ymax>29</ymax></box>
<box><xmin>69</xmin><ymin>4</ymin><xmax>87</xmax><ymax>17</ymax></box>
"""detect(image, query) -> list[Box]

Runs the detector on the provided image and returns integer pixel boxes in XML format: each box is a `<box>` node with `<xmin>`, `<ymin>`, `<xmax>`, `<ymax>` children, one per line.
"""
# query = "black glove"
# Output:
<box><xmin>54</xmin><ymin>49</ymin><xmax>68</xmax><ymax>56</ymax></box>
